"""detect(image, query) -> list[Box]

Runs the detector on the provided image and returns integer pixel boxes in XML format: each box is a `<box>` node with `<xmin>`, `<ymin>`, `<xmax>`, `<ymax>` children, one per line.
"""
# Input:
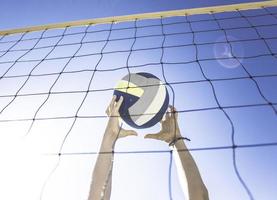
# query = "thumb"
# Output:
<box><xmin>144</xmin><ymin>133</ymin><xmax>161</xmax><ymax>140</ymax></box>
<box><xmin>119</xmin><ymin>129</ymin><xmax>138</xmax><ymax>138</ymax></box>
<box><xmin>145</xmin><ymin>132</ymin><xmax>171</xmax><ymax>143</ymax></box>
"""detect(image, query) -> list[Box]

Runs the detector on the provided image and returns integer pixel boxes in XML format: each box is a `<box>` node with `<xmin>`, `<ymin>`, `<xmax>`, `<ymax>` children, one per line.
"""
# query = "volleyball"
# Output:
<box><xmin>114</xmin><ymin>72</ymin><xmax>169</xmax><ymax>129</ymax></box>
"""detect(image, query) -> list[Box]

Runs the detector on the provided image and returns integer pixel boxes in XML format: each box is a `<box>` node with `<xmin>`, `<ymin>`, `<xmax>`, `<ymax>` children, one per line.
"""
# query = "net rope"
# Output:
<box><xmin>0</xmin><ymin>4</ymin><xmax>276</xmax><ymax>200</ymax></box>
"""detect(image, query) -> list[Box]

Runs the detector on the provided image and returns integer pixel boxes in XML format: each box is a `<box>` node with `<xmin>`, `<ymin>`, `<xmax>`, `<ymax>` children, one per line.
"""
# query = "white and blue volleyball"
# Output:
<box><xmin>114</xmin><ymin>72</ymin><xmax>169</xmax><ymax>129</ymax></box>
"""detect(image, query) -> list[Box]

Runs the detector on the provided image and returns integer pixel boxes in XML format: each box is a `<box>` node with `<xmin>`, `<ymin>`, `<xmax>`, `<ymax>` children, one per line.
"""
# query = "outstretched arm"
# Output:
<box><xmin>88</xmin><ymin>96</ymin><xmax>137</xmax><ymax>200</ymax></box>
<box><xmin>145</xmin><ymin>106</ymin><xmax>209</xmax><ymax>200</ymax></box>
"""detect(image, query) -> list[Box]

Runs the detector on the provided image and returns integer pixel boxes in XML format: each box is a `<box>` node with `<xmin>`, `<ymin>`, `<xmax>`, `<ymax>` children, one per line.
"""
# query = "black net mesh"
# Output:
<box><xmin>0</xmin><ymin>5</ymin><xmax>276</xmax><ymax>200</ymax></box>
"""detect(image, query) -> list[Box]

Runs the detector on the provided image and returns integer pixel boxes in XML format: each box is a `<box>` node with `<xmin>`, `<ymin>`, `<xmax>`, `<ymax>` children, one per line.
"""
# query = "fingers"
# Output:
<box><xmin>115</xmin><ymin>96</ymin><xmax>124</xmax><ymax>110</ymax></box>
<box><xmin>163</xmin><ymin>105</ymin><xmax>177</xmax><ymax>122</ymax></box>
<box><xmin>110</xmin><ymin>95</ymin><xmax>117</xmax><ymax>107</ymax></box>
<box><xmin>165</xmin><ymin>109</ymin><xmax>170</xmax><ymax>121</ymax></box>
<box><xmin>106</xmin><ymin>95</ymin><xmax>116</xmax><ymax>116</ymax></box>
<box><xmin>106</xmin><ymin>95</ymin><xmax>124</xmax><ymax>116</ymax></box>
<box><xmin>169</xmin><ymin>105</ymin><xmax>178</xmax><ymax>118</ymax></box>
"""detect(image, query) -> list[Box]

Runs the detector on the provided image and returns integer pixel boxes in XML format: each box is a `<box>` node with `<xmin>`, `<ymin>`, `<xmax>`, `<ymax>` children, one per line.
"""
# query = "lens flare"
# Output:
<box><xmin>213</xmin><ymin>35</ymin><xmax>244</xmax><ymax>69</ymax></box>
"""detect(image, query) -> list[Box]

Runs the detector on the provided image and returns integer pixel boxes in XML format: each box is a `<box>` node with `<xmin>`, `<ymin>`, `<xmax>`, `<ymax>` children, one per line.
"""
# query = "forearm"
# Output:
<box><xmin>88</xmin><ymin>132</ymin><xmax>115</xmax><ymax>200</ymax></box>
<box><xmin>174</xmin><ymin>139</ymin><xmax>209</xmax><ymax>200</ymax></box>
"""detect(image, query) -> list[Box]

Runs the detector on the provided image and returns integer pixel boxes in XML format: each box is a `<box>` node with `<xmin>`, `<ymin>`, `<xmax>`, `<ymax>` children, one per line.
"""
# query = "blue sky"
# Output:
<box><xmin>0</xmin><ymin>0</ymin><xmax>265</xmax><ymax>30</ymax></box>
<box><xmin>0</xmin><ymin>0</ymin><xmax>277</xmax><ymax>200</ymax></box>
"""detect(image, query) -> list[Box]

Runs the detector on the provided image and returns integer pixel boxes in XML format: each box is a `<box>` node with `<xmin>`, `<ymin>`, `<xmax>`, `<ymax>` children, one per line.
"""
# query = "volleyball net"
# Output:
<box><xmin>0</xmin><ymin>1</ymin><xmax>277</xmax><ymax>199</ymax></box>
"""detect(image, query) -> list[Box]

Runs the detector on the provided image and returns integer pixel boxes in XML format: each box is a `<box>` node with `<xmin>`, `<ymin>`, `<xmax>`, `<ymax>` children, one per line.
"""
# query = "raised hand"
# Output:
<box><xmin>144</xmin><ymin>105</ymin><xmax>181</xmax><ymax>144</ymax></box>
<box><xmin>105</xmin><ymin>95</ymin><xmax>137</xmax><ymax>142</ymax></box>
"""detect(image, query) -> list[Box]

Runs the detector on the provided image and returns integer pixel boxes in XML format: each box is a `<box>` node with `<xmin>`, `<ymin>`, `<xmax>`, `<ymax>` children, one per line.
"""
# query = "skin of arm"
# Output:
<box><xmin>88</xmin><ymin>96</ymin><xmax>137</xmax><ymax>200</ymax></box>
<box><xmin>145</xmin><ymin>106</ymin><xmax>209</xmax><ymax>200</ymax></box>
